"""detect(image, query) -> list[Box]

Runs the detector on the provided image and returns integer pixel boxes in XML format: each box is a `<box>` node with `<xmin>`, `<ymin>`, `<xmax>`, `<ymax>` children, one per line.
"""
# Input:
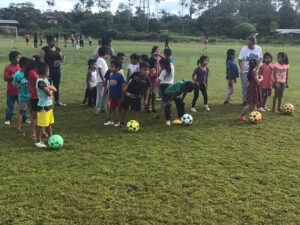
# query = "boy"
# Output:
<box><xmin>117</xmin><ymin>52</ymin><xmax>125</xmax><ymax>76</ymax></box>
<box><xmin>127</xmin><ymin>54</ymin><xmax>139</xmax><ymax>81</ymax></box>
<box><xmin>104</xmin><ymin>59</ymin><xmax>126</xmax><ymax>126</ymax></box>
<box><xmin>4</xmin><ymin>51</ymin><xmax>28</xmax><ymax>125</ymax></box>
<box><xmin>86</xmin><ymin>59</ymin><xmax>98</xmax><ymax>107</ymax></box>
<box><xmin>12</xmin><ymin>57</ymin><xmax>31</xmax><ymax>132</ymax></box>
<box><xmin>35</xmin><ymin>63</ymin><xmax>57</xmax><ymax>148</ymax></box>
<box><xmin>120</xmin><ymin>62</ymin><xmax>151</xmax><ymax>125</ymax></box>
<box><xmin>95</xmin><ymin>47</ymin><xmax>109</xmax><ymax>114</ymax></box>
<box><xmin>164</xmin><ymin>80</ymin><xmax>194</xmax><ymax>125</ymax></box>
<box><xmin>164</xmin><ymin>48</ymin><xmax>175</xmax><ymax>65</ymax></box>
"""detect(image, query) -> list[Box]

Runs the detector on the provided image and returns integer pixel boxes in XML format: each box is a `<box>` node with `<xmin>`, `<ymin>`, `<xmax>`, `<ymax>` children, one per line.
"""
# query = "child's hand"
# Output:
<box><xmin>196</xmin><ymin>81</ymin><xmax>200</xmax><ymax>87</ymax></box>
<box><xmin>286</xmin><ymin>84</ymin><xmax>289</xmax><ymax>88</ymax></box>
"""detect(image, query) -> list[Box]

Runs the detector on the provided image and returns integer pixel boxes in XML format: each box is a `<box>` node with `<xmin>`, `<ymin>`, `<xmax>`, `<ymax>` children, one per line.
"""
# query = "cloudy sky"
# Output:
<box><xmin>0</xmin><ymin>0</ymin><xmax>185</xmax><ymax>15</ymax></box>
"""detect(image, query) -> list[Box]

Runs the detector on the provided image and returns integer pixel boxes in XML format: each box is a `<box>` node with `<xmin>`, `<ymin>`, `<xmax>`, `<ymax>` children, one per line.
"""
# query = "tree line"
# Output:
<box><xmin>0</xmin><ymin>0</ymin><xmax>299</xmax><ymax>41</ymax></box>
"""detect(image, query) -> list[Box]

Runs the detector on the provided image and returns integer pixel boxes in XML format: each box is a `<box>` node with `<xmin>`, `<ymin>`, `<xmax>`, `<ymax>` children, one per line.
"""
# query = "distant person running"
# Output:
<box><xmin>25</xmin><ymin>33</ymin><xmax>30</xmax><ymax>46</ymax></box>
<box><xmin>39</xmin><ymin>33</ymin><xmax>43</xmax><ymax>46</ymax></box>
<box><xmin>238</xmin><ymin>36</ymin><xmax>262</xmax><ymax>106</ymax></box>
<box><xmin>202</xmin><ymin>37</ymin><xmax>208</xmax><ymax>51</ymax></box>
<box><xmin>34</xmin><ymin>32</ymin><xmax>38</xmax><ymax>48</ymax></box>
<box><xmin>41</xmin><ymin>35</ymin><xmax>66</xmax><ymax>106</ymax></box>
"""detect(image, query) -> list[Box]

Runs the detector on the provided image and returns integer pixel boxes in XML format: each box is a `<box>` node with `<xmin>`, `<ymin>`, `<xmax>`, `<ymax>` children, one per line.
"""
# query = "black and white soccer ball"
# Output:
<box><xmin>181</xmin><ymin>114</ymin><xmax>193</xmax><ymax>125</ymax></box>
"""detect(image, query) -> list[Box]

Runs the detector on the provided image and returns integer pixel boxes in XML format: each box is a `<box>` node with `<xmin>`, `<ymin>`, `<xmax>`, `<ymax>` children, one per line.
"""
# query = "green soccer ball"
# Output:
<box><xmin>127</xmin><ymin>120</ymin><xmax>140</xmax><ymax>132</ymax></box>
<box><xmin>48</xmin><ymin>135</ymin><xmax>64</xmax><ymax>149</ymax></box>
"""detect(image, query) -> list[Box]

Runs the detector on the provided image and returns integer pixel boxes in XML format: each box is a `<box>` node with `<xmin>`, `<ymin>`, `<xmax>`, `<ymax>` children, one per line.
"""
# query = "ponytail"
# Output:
<box><xmin>159</xmin><ymin>58</ymin><xmax>171</xmax><ymax>74</ymax></box>
<box><xmin>247</xmin><ymin>59</ymin><xmax>258</xmax><ymax>81</ymax></box>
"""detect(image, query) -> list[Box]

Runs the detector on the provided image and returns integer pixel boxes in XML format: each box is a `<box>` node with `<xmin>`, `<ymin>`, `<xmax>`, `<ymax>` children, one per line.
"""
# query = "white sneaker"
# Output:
<box><xmin>166</xmin><ymin>120</ymin><xmax>171</xmax><ymax>126</ymax></box>
<box><xmin>24</xmin><ymin>119</ymin><xmax>31</xmax><ymax>124</ymax></box>
<box><xmin>258</xmin><ymin>107</ymin><xmax>266</xmax><ymax>112</ymax></box>
<box><xmin>35</xmin><ymin>141</ymin><xmax>47</xmax><ymax>148</ymax></box>
<box><xmin>4</xmin><ymin>120</ymin><xmax>11</xmax><ymax>125</ymax></box>
<box><xmin>264</xmin><ymin>107</ymin><xmax>271</xmax><ymax>111</ymax></box>
<box><xmin>104</xmin><ymin>121</ymin><xmax>114</xmax><ymax>126</ymax></box>
<box><xmin>191</xmin><ymin>108</ymin><xmax>197</xmax><ymax>112</ymax></box>
<box><xmin>114</xmin><ymin>122</ymin><xmax>120</xmax><ymax>127</ymax></box>
<box><xmin>204</xmin><ymin>104</ymin><xmax>211</xmax><ymax>111</ymax></box>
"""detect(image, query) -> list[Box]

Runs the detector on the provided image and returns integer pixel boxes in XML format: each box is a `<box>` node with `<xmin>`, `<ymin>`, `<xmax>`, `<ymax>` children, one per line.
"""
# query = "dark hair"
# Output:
<box><xmin>197</xmin><ymin>55</ymin><xmax>209</xmax><ymax>66</ymax></box>
<box><xmin>151</xmin><ymin>46</ymin><xmax>159</xmax><ymax>55</ymax></box>
<box><xmin>24</xmin><ymin>55</ymin><xmax>42</xmax><ymax>79</ymax></box>
<box><xmin>117</xmin><ymin>52</ymin><xmax>125</xmax><ymax>58</ymax></box>
<box><xmin>47</xmin><ymin>35</ymin><xmax>56</xmax><ymax>44</ymax></box>
<box><xmin>277</xmin><ymin>52</ymin><xmax>289</xmax><ymax>65</ymax></box>
<box><xmin>226</xmin><ymin>49</ymin><xmax>235</xmax><ymax>62</ymax></box>
<box><xmin>130</xmin><ymin>53</ymin><xmax>139</xmax><ymax>61</ymax></box>
<box><xmin>139</xmin><ymin>61</ymin><xmax>150</xmax><ymax>69</ymax></box>
<box><xmin>19</xmin><ymin>57</ymin><xmax>30</xmax><ymax>70</ymax></box>
<box><xmin>140</xmin><ymin>54</ymin><xmax>150</xmax><ymax>63</ymax></box>
<box><xmin>149</xmin><ymin>57</ymin><xmax>157</xmax><ymax>69</ymax></box>
<box><xmin>183</xmin><ymin>81</ymin><xmax>194</xmax><ymax>93</ymax></box>
<box><xmin>164</xmin><ymin>48</ymin><xmax>172</xmax><ymax>57</ymax></box>
<box><xmin>9</xmin><ymin>51</ymin><xmax>21</xmax><ymax>62</ymax></box>
<box><xmin>102</xmin><ymin>37</ymin><xmax>112</xmax><ymax>46</ymax></box>
<box><xmin>159</xmin><ymin>58</ymin><xmax>171</xmax><ymax>74</ymax></box>
<box><xmin>88</xmin><ymin>59</ymin><xmax>96</xmax><ymax>67</ymax></box>
<box><xmin>263</xmin><ymin>52</ymin><xmax>273</xmax><ymax>64</ymax></box>
<box><xmin>247</xmin><ymin>59</ymin><xmax>258</xmax><ymax>81</ymax></box>
<box><xmin>248</xmin><ymin>36</ymin><xmax>256</xmax><ymax>45</ymax></box>
<box><xmin>37</xmin><ymin>62</ymin><xmax>49</xmax><ymax>76</ymax></box>
<box><xmin>98</xmin><ymin>46</ymin><xmax>108</xmax><ymax>57</ymax></box>
<box><xmin>111</xmin><ymin>59</ymin><xmax>122</xmax><ymax>70</ymax></box>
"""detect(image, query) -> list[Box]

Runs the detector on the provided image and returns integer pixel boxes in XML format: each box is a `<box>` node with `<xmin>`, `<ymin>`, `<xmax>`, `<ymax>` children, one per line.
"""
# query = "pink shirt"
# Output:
<box><xmin>148</xmin><ymin>68</ymin><xmax>158</xmax><ymax>87</ymax></box>
<box><xmin>25</xmin><ymin>34</ymin><xmax>30</xmax><ymax>39</ymax></box>
<box><xmin>260</xmin><ymin>63</ymin><xmax>274</xmax><ymax>89</ymax></box>
<box><xmin>274</xmin><ymin>63</ymin><xmax>289</xmax><ymax>83</ymax></box>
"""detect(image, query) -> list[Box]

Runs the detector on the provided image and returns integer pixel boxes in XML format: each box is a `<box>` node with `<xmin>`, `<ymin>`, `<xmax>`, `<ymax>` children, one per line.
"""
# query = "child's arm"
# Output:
<box><xmin>126</xmin><ymin>69</ymin><xmax>130</xmax><ymax>83</ymax></box>
<box><xmin>98</xmin><ymin>67</ymin><xmax>105</xmax><ymax>85</ymax></box>
<box><xmin>181</xmin><ymin>92</ymin><xmax>187</xmax><ymax>102</ymax></box>
<box><xmin>254</xmin><ymin>74</ymin><xmax>263</xmax><ymax>84</ymax></box>
<box><xmin>48</xmin><ymin>85</ymin><xmax>57</xmax><ymax>92</ymax></box>
<box><xmin>206</xmin><ymin>70</ymin><xmax>209</xmax><ymax>89</ymax></box>
<box><xmin>86</xmin><ymin>71</ymin><xmax>91</xmax><ymax>89</ymax></box>
<box><xmin>4</xmin><ymin>70</ymin><xmax>15</xmax><ymax>81</ymax></box>
<box><xmin>192</xmin><ymin>71</ymin><xmax>199</xmax><ymax>86</ymax></box>
<box><xmin>238</xmin><ymin>60</ymin><xmax>245</xmax><ymax>73</ymax></box>
<box><xmin>168</xmin><ymin>92</ymin><xmax>179</xmax><ymax>105</ymax></box>
<box><xmin>227</xmin><ymin>68</ymin><xmax>233</xmax><ymax>86</ymax></box>
<box><xmin>144</xmin><ymin>88</ymin><xmax>150</xmax><ymax>105</ymax></box>
<box><xmin>286</xmin><ymin>69</ymin><xmax>289</xmax><ymax>88</ymax></box>
<box><xmin>273</xmin><ymin>67</ymin><xmax>277</xmax><ymax>86</ymax></box>
<box><xmin>258</xmin><ymin>66</ymin><xmax>263</xmax><ymax>76</ymax></box>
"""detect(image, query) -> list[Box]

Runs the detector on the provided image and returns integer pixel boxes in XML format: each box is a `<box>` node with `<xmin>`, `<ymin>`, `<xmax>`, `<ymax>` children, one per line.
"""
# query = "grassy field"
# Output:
<box><xmin>0</xmin><ymin>38</ymin><xmax>299</xmax><ymax>224</ymax></box>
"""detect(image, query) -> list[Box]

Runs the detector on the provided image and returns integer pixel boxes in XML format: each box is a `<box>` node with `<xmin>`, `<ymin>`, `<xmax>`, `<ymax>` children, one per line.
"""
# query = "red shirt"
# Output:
<box><xmin>260</xmin><ymin>63</ymin><xmax>274</xmax><ymax>89</ymax></box>
<box><xmin>4</xmin><ymin>64</ymin><xmax>21</xmax><ymax>96</ymax></box>
<box><xmin>27</xmin><ymin>70</ymin><xmax>39</xmax><ymax>99</ymax></box>
<box><xmin>148</xmin><ymin>68</ymin><xmax>158</xmax><ymax>87</ymax></box>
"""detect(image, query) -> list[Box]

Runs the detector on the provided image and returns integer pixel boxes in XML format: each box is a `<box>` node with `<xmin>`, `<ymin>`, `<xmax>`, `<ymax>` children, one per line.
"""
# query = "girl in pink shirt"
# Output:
<box><xmin>258</xmin><ymin>52</ymin><xmax>273</xmax><ymax>111</ymax></box>
<box><xmin>272</xmin><ymin>52</ymin><xmax>289</xmax><ymax>113</ymax></box>
<box><xmin>146</xmin><ymin>57</ymin><xmax>158</xmax><ymax>113</ymax></box>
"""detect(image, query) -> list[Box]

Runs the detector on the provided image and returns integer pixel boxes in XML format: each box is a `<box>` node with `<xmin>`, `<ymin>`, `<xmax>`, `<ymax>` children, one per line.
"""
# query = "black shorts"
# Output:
<box><xmin>262</xmin><ymin>88</ymin><xmax>272</xmax><ymax>97</ymax></box>
<box><xmin>29</xmin><ymin>99</ymin><xmax>39</xmax><ymax>111</ymax></box>
<box><xmin>122</xmin><ymin>96</ymin><xmax>141</xmax><ymax>111</ymax></box>
<box><xmin>26</xmin><ymin>39</ymin><xmax>29</xmax><ymax>43</ymax></box>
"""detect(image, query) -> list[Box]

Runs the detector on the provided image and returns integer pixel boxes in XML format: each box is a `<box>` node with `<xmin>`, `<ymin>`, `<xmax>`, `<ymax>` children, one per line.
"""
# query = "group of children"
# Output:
<box><xmin>4</xmin><ymin>51</ymin><xmax>56</xmax><ymax>147</ymax></box>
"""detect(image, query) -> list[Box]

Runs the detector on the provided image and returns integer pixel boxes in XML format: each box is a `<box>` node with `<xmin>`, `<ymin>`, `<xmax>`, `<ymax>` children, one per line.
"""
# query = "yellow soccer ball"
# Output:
<box><xmin>249</xmin><ymin>111</ymin><xmax>262</xmax><ymax>123</ymax></box>
<box><xmin>282</xmin><ymin>103</ymin><xmax>295</xmax><ymax>115</ymax></box>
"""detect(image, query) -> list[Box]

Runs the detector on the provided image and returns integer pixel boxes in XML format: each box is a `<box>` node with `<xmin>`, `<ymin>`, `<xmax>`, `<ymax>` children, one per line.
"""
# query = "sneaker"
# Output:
<box><xmin>191</xmin><ymin>108</ymin><xmax>197</xmax><ymax>112</ymax></box>
<box><xmin>258</xmin><ymin>107</ymin><xmax>266</xmax><ymax>112</ymax></box>
<box><xmin>80</xmin><ymin>101</ymin><xmax>87</xmax><ymax>106</ymax></box>
<box><xmin>114</xmin><ymin>122</ymin><xmax>121</xmax><ymax>127</ymax></box>
<box><xmin>24</xmin><ymin>119</ymin><xmax>31</xmax><ymax>124</ymax></box>
<box><xmin>237</xmin><ymin>116</ymin><xmax>248</xmax><ymax>122</ymax></box>
<box><xmin>104</xmin><ymin>121</ymin><xmax>114</xmax><ymax>126</ymax></box>
<box><xmin>204</xmin><ymin>104</ymin><xmax>211</xmax><ymax>111</ymax></box>
<box><xmin>35</xmin><ymin>141</ymin><xmax>47</xmax><ymax>148</ymax></box>
<box><xmin>166</xmin><ymin>120</ymin><xmax>171</xmax><ymax>126</ymax></box>
<box><xmin>264</xmin><ymin>107</ymin><xmax>271</xmax><ymax>111</ymax></box>
<box><xmin>55</xmin><ymin>102</ymin><xmax>67</xmax><ymax>107</ymax></box>
<box><xmin>224</xmin><ymin>101</ymin><xmax>230</xmax><ymax>105</ymax></box>
<box><xmin>4</xmin><ymin>120</ymin><xmax>11</xmax><ymax>125</ymax></box>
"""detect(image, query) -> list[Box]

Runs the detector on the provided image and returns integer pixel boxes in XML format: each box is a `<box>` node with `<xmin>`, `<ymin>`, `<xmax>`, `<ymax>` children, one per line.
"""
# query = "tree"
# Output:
<box><xmin>78</xmin><ymin>0</ymin><xmax>94</xmax><ymax>11</ymax></box>
<box><xmin>234</xmin><ymin>23</ymin><xmax>257</xmax><ymax>38</ymax></box>
<box><xmin>154</xmin><ymin>0</ymin><xmax>164</xmax><ymax>18</ymax></box>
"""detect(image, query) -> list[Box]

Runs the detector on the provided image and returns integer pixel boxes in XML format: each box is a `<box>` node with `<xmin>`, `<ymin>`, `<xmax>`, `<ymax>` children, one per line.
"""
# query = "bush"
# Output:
<box><xmin>234</xmin><ymin>23</ymin><xmax>257</xmax><ymax>39</ymax></box>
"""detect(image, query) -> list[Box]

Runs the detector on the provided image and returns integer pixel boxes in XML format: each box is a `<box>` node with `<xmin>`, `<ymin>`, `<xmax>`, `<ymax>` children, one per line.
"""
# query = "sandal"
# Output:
<box><xmin>29</xmin><ymin>135</ymin><xmax>37</xmax><ymax>140</ymax></box>
<box><xmin>17</xmin><ymin>128</ymin><xmax>23</xmax><ymax>132</ymax></box>
<box><xmin>42</xmin><ymin>133</ymin><xmax>49</xmax><ymax>138</ymax></box>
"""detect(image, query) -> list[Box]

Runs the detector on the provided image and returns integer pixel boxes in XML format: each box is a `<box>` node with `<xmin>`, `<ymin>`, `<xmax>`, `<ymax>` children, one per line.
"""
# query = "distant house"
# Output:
<box><xmin>275</xmin><ymin>29</ymin><xmax>300</xmax><ymax>39</ymax></box>
<box><xmin>0</xmin><ymin>20</ymin><xmax>19</xmax><ymax>38</ymax></box>
<box><xmin>46</xmin><ymin>15</ymin><xmax>58</xmax><ymax>25</ymax></box>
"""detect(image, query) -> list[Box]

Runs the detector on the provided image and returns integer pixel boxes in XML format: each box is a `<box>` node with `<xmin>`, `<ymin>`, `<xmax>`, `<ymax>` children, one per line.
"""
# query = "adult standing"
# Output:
<box><xmin>238</xmin><ymin>36</ymin><xmax>262</xmax><ymax>106</ymax></box>
<box><xmin>64</xmin><ymin>34</ymin><xmax>68</xmax><ymax>48</ymax></box>
<box><xmin>71</xmin><ymin>34</ymin><xmax>75</xmax><ymax>47</ymax></box>
<box><xmin>93</xmin><ymin>37</ymin><xmax>114</xmax><ymax>60</ymax></box>
<box><xmin>34</xmin><ymin>32</ymin><xmax>38</xmax><ymax>48</ymax></box>
<box><xmin>39</xmin><ymin>33</ymin><xmax>43</xmax><ymax>46</ymax></box>
<box><xmin>25</xmin><ymin>33</ymin><xmax>30</xmax><ymax>46</ymax></box>
<box><xmin>40</xmin><ymin>35</ymin><xmax>66</xmax><ymax>106</ymax></box>
<box><xmin>80</xmin><ymin>34</ymin><xmax>84</xmax><ymax>48</ymax></box>
<box><xmin>88</xmin><ymin>36</ymin><xmax>92</xmax><ymax>46</ymax></box>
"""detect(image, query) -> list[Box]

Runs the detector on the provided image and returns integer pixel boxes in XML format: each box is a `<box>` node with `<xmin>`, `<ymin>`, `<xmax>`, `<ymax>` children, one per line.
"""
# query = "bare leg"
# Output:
<box><xmin>134</xmin><ymin>111</ymin><xmax>140</xmax><ymax>121</ymax></box>
<box><xmin>272</xmin><ymin>88</ymin><xmax>280</xmax><ymax>112</ymax></box>
<box><xmin>47</xmin><ymin>125</ymin><xmax>52</xmax><ymax>137</ymax></box>
<box><xmin>152</xmin><ymin>94</ymin><xmax>156</xmax><ymax>111</ymax></box>
<box><xmin>121</xmin><ymin>109</ymin><xmax>127</xmax><ymax>123</ymax></box>
<box><xmin>31</xmin><ymin>111</ymin><xmax>37</xmax><ymax>137</ymax></box>
<box><xmin>261</xmin><ymin>96</ymin><xmax>267</xmax><ymax>108</ymax></box>
<box><xmin>110</xmin><ymin>109</ymin><xmax>115</xmax><ymax>122</ymax></box>
<box><xmin>278</xmin><ymin>89</ymin><xmax>285</xmax><ymax>111</ymax></box>
<box><xmin>240</xmin><ymin>104</ymin><xmax>255</xmax><ymax>117</ymax></box>
<box><xmin>36</xmin><ymin>126</ymin><xmax>42</xmax><ymax>142</ymax></box>
<box><xmin>17</xmin><ymin>110</ymin><xmax>23</xmax><ymax>131</ymax></box>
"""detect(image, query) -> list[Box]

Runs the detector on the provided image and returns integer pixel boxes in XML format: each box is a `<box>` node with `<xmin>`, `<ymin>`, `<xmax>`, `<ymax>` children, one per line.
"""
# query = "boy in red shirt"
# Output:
<box><xmin>4</xmin><ymin>51</ymin><xmax>28</xmax><ymax>125</ymax></box>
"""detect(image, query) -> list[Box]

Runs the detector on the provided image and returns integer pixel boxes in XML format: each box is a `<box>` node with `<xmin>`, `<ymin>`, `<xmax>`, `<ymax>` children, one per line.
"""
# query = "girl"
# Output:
<box><xmin>238</xmin><ymin>59</ymin><xmax>263</xmax><ymax>121</ymax></box>
<box><xmin>146</xmin><ymin>57</ymin><xmax>159</xmax><ymax>113</ymax></box>
<box><xmin>224</xmin><ymin>49</ymin><xmax>239</xmax><ymax>105</ymax></box>
<box><xmin>155</xmin><ymin>58</ymin><xmax>175</xmax><ymax>119</ymax></box>
<box><xmin>258</xmin><ymin>52</ymin><xmax>273</xmax><ymax>111</ymax></box>
<box><xmin>272</xmin><ymin>52</ymin><xmax>289</xmax><ymax>113</ymax></box>
<box><xmin>191</xmin><ymin>56</ymin><xmax>210</xmax><ymax>112</ymax></box>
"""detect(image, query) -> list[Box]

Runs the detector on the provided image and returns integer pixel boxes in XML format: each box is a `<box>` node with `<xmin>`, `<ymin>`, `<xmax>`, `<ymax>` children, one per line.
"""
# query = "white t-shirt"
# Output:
<box><xmin>87</xmin><ymin>69</ymin><xmax>97</xmax><ymax>88</ymax></box>
<box><xmin>159</xmin><ymin>63</ymin><xmax>175</xmax><ymax>84</ymax></box>
<box><xmin>96</xmin><ymin>57</ymin><xmax>108</xmax><ymax>83</ymax></box>
<box><xmin>238</xmin><ymin>45</ymin><xmax>262</xmax><ymax>73</ymax></box>
<box><xmin>127</xmin><ymin>64</ymin><xmax>139</xmax><ymax>77</ymax></box>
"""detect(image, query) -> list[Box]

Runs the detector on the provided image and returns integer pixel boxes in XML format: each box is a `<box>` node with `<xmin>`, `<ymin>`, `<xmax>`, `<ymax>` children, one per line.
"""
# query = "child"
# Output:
<box><xmin>35</xmin><ymin>63</ymin><xmax>57</xmax><ymax>148</ymax></box>
<box><xmin>203</xmin><ymin>37</ymin><xmax>208</xmax><ymax>51</ymax></box>
<box><xmin>86</xmin><ymin>59</ymin><xmax>98</xmax><ymax>107</ymax></box>
<box><xmin>4</xmin><ymin>51</ymin><xmax>28</xmax><ymax>125</ymax></box>
<box><xmin>104</xmin><ymin>59</ymin><xmax>126</xmax><ymax>126</ymax></box>
<box><xmin>88</xmin><ymin>36</ymin><xmax>92</xmax><ymax>46</ymax></box>
<box><xmin>120</xmin><ymin>62</ymin><xmax>151</xmax><ymax>125</ymax></box>
<box><xmin>272</xmin><ymin>52</ymin><xmax>289</xmax><ymax>113</ymax></box>
<box><xmin>117</xmin><ymin>52</ymin><xmax>125</xmax><ymax>76</ymax></box>
<box><xmin>26</xmin><ymin>55</ymin><xmax>42</xmax><ymax>139</ymax></box>
<box><xmin>127</xmin><ymin>54</ymin><xmax>139</xmax><ymax>80</ymax></box>
<box><xmin>191</xmin><ymin>56</ymin><xmax>210</xmax><ymax>112</ymax></box>
<box><xmin>95</xmin><ymin>47</ymin><xmax>109</xmax><ymax>114</ymax></box>
<box><xmin>224</xmin><ymin>49</ymin><xmax>239</xmax><ymax>105</ymax></box>
<box><xmin>238</xmin><ymin>59</ymin><xmax>263</xmax><ymax>121</ymax></box>
<box><xmin>164</xmin><ymin>48</ymin><xmax>175</xmax><ymax>65</ymax></box>
<box><xmin>12</xmin><ymin>57</ymin><xmax>31</xmax><ymax>132</ymax></box>
<box><xmin>164</xmin><ymin>81</ymin><xmax>194</xmax><ymax>125</ymax></box>
<box><xmin>146</xmin><ymin>57</ymin><xmax>159</xmax><ymax>113</ymax></box>
<box><xmin>258</xmin><ymin>52</ymin><xmax>273</xmax><ymax>111</ymax></box>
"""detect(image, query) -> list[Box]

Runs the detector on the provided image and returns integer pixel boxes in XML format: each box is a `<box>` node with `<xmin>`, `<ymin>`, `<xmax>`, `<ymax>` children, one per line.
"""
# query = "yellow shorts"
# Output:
<box><xmin>37</xmin><ymin>109</ymin><xmax>54</xmax><ymax>127</ymax></box>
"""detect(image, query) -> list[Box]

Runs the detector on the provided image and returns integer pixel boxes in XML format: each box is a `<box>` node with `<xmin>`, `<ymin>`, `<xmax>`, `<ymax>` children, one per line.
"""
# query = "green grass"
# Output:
<box><xmin>0</xmin><ymin>39</ymin><xmax>299</xmax><ymax>224</ymax></box>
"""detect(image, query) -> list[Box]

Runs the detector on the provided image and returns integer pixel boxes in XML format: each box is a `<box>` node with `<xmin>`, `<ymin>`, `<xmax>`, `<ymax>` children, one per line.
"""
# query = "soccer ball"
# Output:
<box><xmin>48</xmin><ymin>135</ymin><xmax>64</xmax><ymax>149</ymax></box>
<box><xmin>282</xmin><ymin>103</ymin><xmax>295</xmax><ymax>115</ymax></box>
<box><xmin>127</xmin><ymin>120</ymin><xmax>140</xmax><ymax>132</ymax></box>
<box><xmin>181</xmin><ymin>114</ymin><xmax>193</xmax><ymax>125</ymax></box>
<box><xmin>249</xmin><ymin>111</ymin><xmax>262</xmax><ymax>123</ymax></box>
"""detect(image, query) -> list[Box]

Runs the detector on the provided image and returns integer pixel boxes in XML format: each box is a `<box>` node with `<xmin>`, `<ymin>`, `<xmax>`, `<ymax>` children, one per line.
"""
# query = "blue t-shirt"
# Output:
<box><xmin>226</xmin><ymin>60</ymin><xmax>239</xmax><ymax>80</ymax></box>
<box><xmin>170</xmin><ymin>58</ymin><xmax>175</xmax><ymax>64</ymax></box>
<box><xmin>12</xmin><ymin>71</ymin><xmax>30</xmax><ymax>102</ymax></box>
<box><xmin>109</xmin><ymin>73</ymin><xmax>126</xmax><ymax>99</ymax></box>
